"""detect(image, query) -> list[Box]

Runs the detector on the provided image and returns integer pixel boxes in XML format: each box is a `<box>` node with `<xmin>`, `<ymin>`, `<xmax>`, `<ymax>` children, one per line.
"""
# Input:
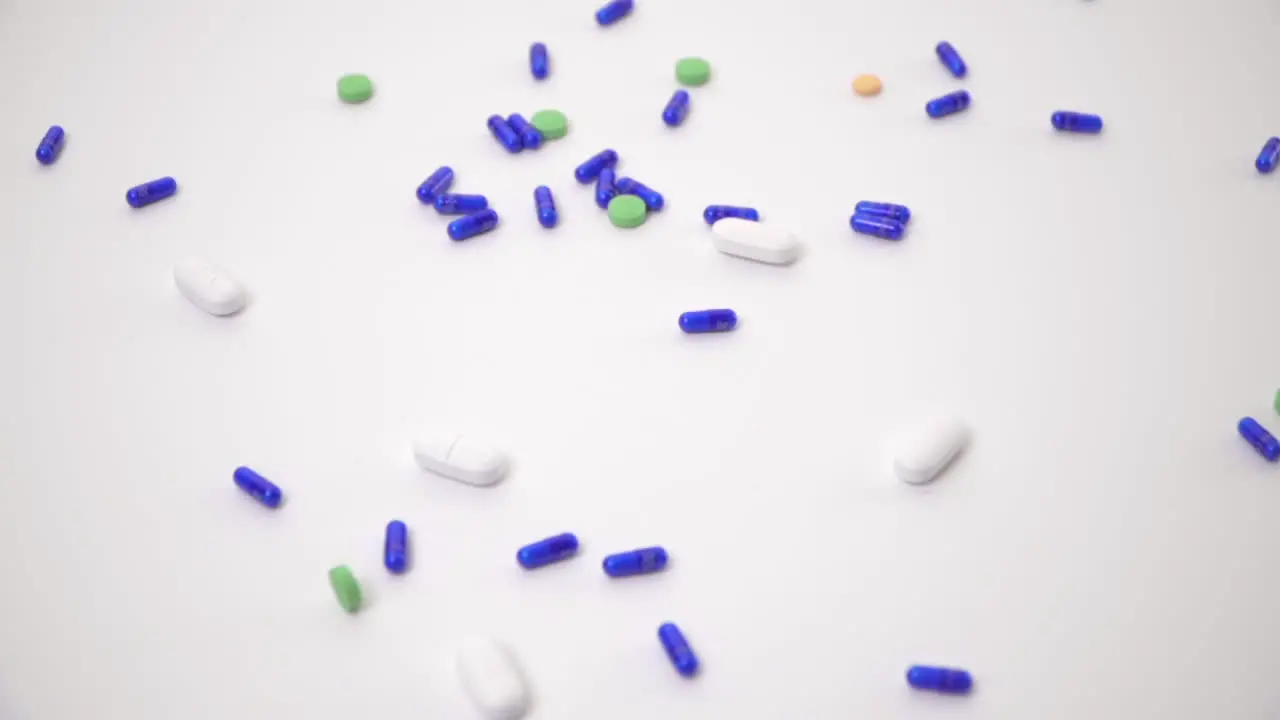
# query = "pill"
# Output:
<box><xmin>1274</xmin><ymin>389</ymin><xmax>1280</xmax><ymax>415</ymax></box>
<box><xmin>35</xmin><ymin>125</ymin><xmax>65</xmax><ymax>165</ymax></box>
<box><xmin>711</xmin><ymin>218</ymin><xmax>800</xmax><ymax>265</ymax></box>
<box><xmin>854</xmin><ymin>201</ymin><xmax>911</xmax><ymax>224</ymax></box>
<box><xmin>893</xmin><ymin>415</ymin><xmax>968</xmax><ymax>485</ymax></box>
<box><xmin>529</xmin><ymin>42</ymin><xmax>549</xmax><ymax>80</ymax></box>
<box><xmin>850</xmin><ymin>213</ymin><xmax>906</xmax><ymax>240</ymax></box>
<box><xmin>574</xmin><ymin>149</ymin><xmax>618</xmax><ymax>183</ymax></box>
<box><xmin>926</xmin><ymin>90</ymin><xmax>970</xmax><ymax>119</ymax></box>
<box><xmin>675</xmin><ymin>57</ymin><xmax>711</xmax><ymax>86</ymax></box>
<box><xmin>337</xmin><ymin>74</ymin><xmax>374</xmax><ymax>103</ymax></box>
<box><xmin>457</xmin><ymin>637</ymin><xmax>531</xmax><ymax>720</ymax></box>
<box><xmin>906</xmin><ymin>665</ymin><xmax>973</xmax><ymax>694</ymax></box>
<box><xmin>607</xmin><ymin>194</ymin><xmax>647</xmax><ymax>228</ymax></box>
<box><xmin>663</xmin><ymin>90</ymin><xmax>691</xmax><ymax>127</ymax></box>
<box><xmin>602</xmin><ymin>546</ymin><xmax>668</xmax><ymax>577</ymax></box>
<box><xmin>534</xmin><ymin>186</ymin><xmax>558</xmax><ymax>228</ymax></box>
<box><xmin>935</xmin><ymin>42</ymin><xmax>967</xmax><ymax>78</ymax></box>
<box><xmin>487</xmin><ymin>115</ymin><xmax>523</xmax><ymax>153</ymax></box>
<box><xmin>434</xmin><ymin>193</ymin><xmax>490</xmax><ymax>215</ymax></box>
<box><xmin>507</xmin><ymin>113</ymin><xmax>543</xmax><ymax>150</ymax></box>
<box><xmin>595</xmin><ymin>167</ymin><xmax>619</xmax><ymax>209</ymax></box>
<box><xmin>417</xmin><ymin>166</ymin><xmax>455</xmax><ymax>204</ymax></box>
<box><xmin>329</xmin><ymin>565</ymin><xmax>362</xmax><ymax>613</ymax></box>
<box><xmin>1238</xmin><ymin>417</ymin><xmax>1280</xmax><ymax>461</ymax></box>
<box><xmin>1258</xmin><ymin>138</ymin><xmax>1280</xmax><ymax>174</ymax></box>
<box><xmin>126</xmin><ymin>176</ymin><xmax>178</xmax><ymax>208</ymax></box>
<box><xmin>679</xmin><ymin>309</ymin><xmax>737</xmax><ymax>334</ymax></box>
<box><xmin>174</xmin><ymin>258</ymin><xmax>248</xmax><ymax>316</ymax></box>
<box><xmin>852</xmin><ymin>74</ymin><xmax>882</xmax><ymax>96</ymax></box>
<box><xmin>703</xmin><ymin>205</ymin><xmax>759</xmax><ymax>225</ymax></box>
<box><xmin>516</xmin><ymin>533</ymin><xmax>580</xmax><ymax>569</ymax></box>
<box><xmin>658</xmin><ymin>623</ymin><xmax>699</xmax><ymax>678</ymax></box>
<box><xmin>595</xmin><ymin>0</ymin><xmax>634</xmax><ymax>26</ymax></box>
<box><xmin>1051</xmin><ymin>111</ymin><xmax>1103</xmax><ymax>134</ymax></box>
<box><xmin>384</xmin><ymin>520</ymin><xmax>409</xmax><ymax>574</ymax></box>
<box><xmin>448</xmin><ymin>209</ymin><xmax>501</xmax><ymax>242</ymax></box>
<box><xmin>233</xmin><ymin>466</ymin><xmax>283</xmax><ymax>508</ymax></box>
<box><xmin>614</xmin><ymin>177</ymin><xmax>664</xmax><ymax>211</ymax></box>
<box><xmin>530</xmin><ymin>109</ymin><xmax>568</xmax><ymax>140</ymax></box>
<box><xmin>413</xmin><ymin>431</ymin><xmax>509</xmax><ymax>485</ymax></box>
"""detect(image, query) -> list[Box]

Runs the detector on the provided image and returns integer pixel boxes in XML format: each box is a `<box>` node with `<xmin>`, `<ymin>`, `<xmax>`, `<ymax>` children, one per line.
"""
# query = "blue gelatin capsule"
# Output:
<box><xmin>662</xmin><ymin>90</ymin><xmax>691</xmax><ymax>127</ymax></box>
<box><xmin>1238</xmin><ymin>417</ymin><xmax>1280</xmax><ymax>461</ymax></box>
<box><xmin>384</xmin><ymin>520</ymin><xmax>409</xmax><ymax>574</ymax></box>
<box><xmin>517</xmin><ymin>532</ymin><xmax>580</xmax><ymax>569</ymax></box>
<box><xmin>926</xmin><ymin>91</ymin><xmax>970</xmax><ymax>119</ymax></box>
<box><xmin>416</xmin><ymin>166</ymin><xmax>455</xmax><ymax>204</ymax></box>
<box><xmin>434</xmin><ymin>193</ymin><xmax>490</xmax><ymax>215</ymax></box>
<box><xmin>574</xmin><ymin>149</ymin><xmax>618</xmax><ymax>184</ymax></box>
<box><xmin>507</xmin><ymin>113</ymin><xmax>543</xmax><ymax>150</ymax></box>
<box><xmin>935</xmin><ymin>42</ymin><xmax>967</xmax><ymax>78</ymax></box>
<box><xmin>448</xmin><ymin>208</ymin><xmax>500</xmax><ymax>241</ymax></box>
<box><xmin>854</xmin><ymin>201</ymin><xmax>911</xmax><ymax>224</ymax></box>
<box><xmin>487</xmin><ymin>115</ymin><xmax>523</xmax><ymax>153</ymax></box>
<box><xmin>703</xmin><ymin>205</ymin><xmax>759</xmax><ymax>225</ymax></box>
<box><xmin>35</xmin><ymin>125</ymin><xmax>65</xmax><ymax>165</ymax></box>
<box><xmin>850</xmin><ymin>213</ymin><xmax>905</xmax><ymax>240</ymax></box>
<box><xmin>595</xmin><ymin>0</ymin><xmax>634</xmax><ymax>26</ymax></box>
<box><xmin>679</xmin><ymin>309</ymin><xmax>737</xmax><ymax>334</ymax></box>
<box><xmin>603</xmin><ymin>547</ymin><xmax>668</xmax><ymax>577</ymax></box>
<box><xmin>595</xmin><ymin>167</ymin><xmax>618</xmax><ymax>209</ymax></box>
<box><xmin>126</xmin><ymin>176</ymin><xmax>178</xmax><ymax>208</ymax></box>
<box><xmin>906</xmin><ymin>665</ymin><xmax>973</xmax><ymax>694</ymax></box>
<box><xmin>1256</xmin><ymin>137</ymin><xmax>1280</xmax><ymax>174</ymax></box>
<box><xmin>534</xmin><ymin>185</ymin><xmax>558</xmax><ymax>228</ymax></box>
<box><xmin>615</xmin><ymin>177</ymin><xmax>664</xmax><ymax>211</ymax></box>
<box><xmin>530</xmin><ymin>42</ymin><xmax>549</xmax><ymax>80</ymax></box>
<box><xmin>1051</xmin><ymin>111</ymin><xmax>1103</xmax><ymax>134</ymax></box>
<box><xmin>233</xmin><ymin>466</ymin><xmax>283</xmax><ymax>508</ymax></box>
<box><xmin>658</xmin><ymin>623</ymin><xmax>699</xmax><ymax>677</ymax></box>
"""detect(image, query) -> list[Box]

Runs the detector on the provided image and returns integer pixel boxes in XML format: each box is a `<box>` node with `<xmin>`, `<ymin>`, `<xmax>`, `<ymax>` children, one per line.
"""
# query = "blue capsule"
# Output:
<box><xmin>384</xmin><ymin>520</ymin><xmax>409</xmax><ymax>574</ymax></box>
<box><xmin>534</xmin><ymin>185</ymin><xmax>558</xmax><ymax>228</ymax></box>
<box><xmin>448</xmin><ymin>208</ymin><xmax>500</xmax><ymax>241</ymax></box>
<box><xmin>658</xmin><ymin>623</ymin><xmax>699</xmax><ymax>677</ymax></box>
<box><xmin>517</xmin><ymin>532</ymin><xmax>580</xmax><ymax>569</ymax></box>
<box><xmin>906</xmin><ymin>665</ymin><xmax>973</xmax><ymax>694</ymax></box>
<box><xmin>1256</xmin><ymin>137</ymin><xmax>1280</xmax><ymax>174</ymax></box>
<box><xmin>126</xmin><ymin>176</ymin><xmax>178</xmax><ymax>209</ymax></box>
<box><xmin>850</xmin><ymin>213</ymin><xmax>905</xmax><ymax>240</ymax></box>
<box><xmin>614</xmin><ymin>177</ymin><xmax>664</xmax><ymax>211</ymax></box>
<box><xmin>1238</xmin><ymin>417</ymin><xmax>1280</xmax><ymax>461</ymax></box>
<box><xmin>233</xmin><ymin>466</ymin><xmax>283</xmax><ymax>509</ymax></box>
<box><xmin>926</xmin><ymin>90</ymin><xmax>970</xmax><ymax>119</ymax></box>
<box><xmin>854</xmin><ymin>201</ymin><xmax>911</xmax><ymax>224</ymax></box>
<box><xmin>595</xmin><ymin>0</ymin><xmax>634</xmax><ymax>26</ymax></box>
<box><xmin>595</xmin><ymin>167</ymin><xmax>619</xmax><ymax>209</ymax></box>
<box><xmin>416</xmin><ymin>166</ymin><xmax>455</xmax><ymax>204</ymax></box>
<box><xmin>1051</xmin><ymin>111</ymin><xmax>1103</xmax><ymax>134</ymax></box>
<box><xmin>935</xmin><ymin>42</ymin><xmax>967</xmax><ymax>78</ymax></box>
<box><xmin>662</xmin><ymin>90</ymin><xmax>691</xmax><ymax>127</ymax></box>
<box><xmin>603</xmin><ymin>547</ymin><xmax>668</xmax><ymax>577</ymax></box>
<box><xmin>35</xmin><ymin>125</ymin><xmax>65</xmax><ymax>165</ymax></box>
<box><xmin>434</xmin><ymin>193</ymin><xmax>490</xmax><ymax>215</ymax></box>
<box><xmin>507</xmin><ymin>113</ymin><xmax>543</xmax><ymax>150</ymax></box>
<box><xmin>703</xmin><ymin>205</ymin><xmax>759</xmax><ymax>225</ymax></box>
<box><xmin>487</xmin><ymin>115</ymin><xmax>522</xmax><ymax>153</ymax></box>
<box><xmin>574</xmin><ymin>149</ymin><xmax>618</xmax><ymax>184</ymax></box>
<box><xmin>530</xmin><ymin>42</ymin><xmax>549</xmax><ymax>80</ymax></box>
<box><xmin>679</xmin><ymin>309</ymin><xmax>737</xmax><ymax>334</ymax></box>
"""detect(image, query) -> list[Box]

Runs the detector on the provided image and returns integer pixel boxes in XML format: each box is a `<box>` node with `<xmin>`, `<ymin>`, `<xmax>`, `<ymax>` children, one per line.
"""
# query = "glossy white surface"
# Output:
<box><xmin>173</xmin><ymin>257</ymin><xmax>247</xmax><ymax>316</ymax></box>
<box><xmin>710</xmin><ymin>218</ymin><xmax>801</xmax><ymax>265</ymax></box>
<box><xmin>893</xmin><ymin>414</ymin><xmax>968</xmax><ymax>485</ymax></box>
<box><xmin>413</xmin><ymin>432</ymin><xmax>508</xmax><ymax>487</ymax></box>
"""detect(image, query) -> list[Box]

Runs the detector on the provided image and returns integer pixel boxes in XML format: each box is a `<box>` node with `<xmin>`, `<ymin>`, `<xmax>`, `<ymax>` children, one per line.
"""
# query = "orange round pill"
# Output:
<box><xmin>853</xmin><ymin>74</ymin><xmax>882</xmax><ymax>96</ymax></box>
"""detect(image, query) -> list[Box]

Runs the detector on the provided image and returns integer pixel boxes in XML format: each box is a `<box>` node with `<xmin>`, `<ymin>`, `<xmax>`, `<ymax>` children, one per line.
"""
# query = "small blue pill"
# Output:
<box><xmin>906</xmin><ymin>665</ymin><xmax>973</xmax><ymax>694</ymax></box>
<box><xmin>517</xmin><ymin>532</ymin><xmax>580</xmax><ymax>569</ymax></box>
<box><xmin>1238</xmin><ymin>417</ymin><xmax>1280</xmax><ymax>461</ymax></box>
<box><xmin>595</xmin><ymin>0</ymin><xmax>634</xmax><ymax>26</ymax></box>
<box><xmin>487</xmin><ymin>115</ymin><xmax>523</xmax><ymax>153</ymax></box>
<box><xmin>595</xmin><ymin>167</ymin><xmax>619</xmax><ymax>209</ymax></box>
<box><xmin>233</xmin><ymin>466</ymin><xmax>283</xmax><ymax>509</ymax></box>
<box><xmin>1051</xmin><ymin>111</ymin><xmax>1103</xmax><ymax>134</ymax></box>
<box><xmin>417</xmin><ymin>166</ymin><xmax>455</xmax><ymax>204</ymax></box>
<box><xmin>530</xmin><ymin>42</ymin><xmax>549</xmax><ymax>80</ymax></box>
<box><xmin>679</xmin><ymin>309</ymin><xmax>737</xmax><ymax>334</ymax></box>
<box><xmin>602</xmin><ymin>547</ymin><xmax>668</xmax><ymax>577</ymax></box>
<box><xmin>384</xmin><ymin>520</ymin><xmax>409</xmax><ymax>574</ymax></box>
<box><xmin>662</xmin><ymin>90</ymin><xmax>690</xmax><ymax>127</ymax></box>
<box><xmin>926</xmin><ymin>90</ymin><xmax>970</xmax><ymax>119</ymax></box>
<box><xmin>854</xmin><ymin>201</ymin><xmax>911</xmax><ymax>224</ymax></box>
<box><xmin>703</xmin><ymin>205</ymin><xmax>759</xmax><ymax>225</ymax></box>
<box><xmin>935</xmin><ymin>42</ymin><xmax>967</xmax><ymax>78</ymax></box>
<box><xmin>574</xmin><ymin>149</ymin><xmax>619</xmax><ymax>184</ymax></box>
<box><xmin>658</xmin><ymin>623</ymin><xmax>699</xmax><ymax>677</ymax></box>
<box><xmin>1256</xmin><ymin>138</ymin><xmax>1280</xmax><ymax>174</ymax></box>
<box><xmin>507</xmin><ymin>113</ymin><xmax>543</xmax><ymax>150</ymax></box>
<box><xmin>534</xmin><ymin>185</ymin><xmax>558</xmax><ymax>228</ymax></box>
<box><xmin>448</xmin><ymin>208</ymin><xmax>500</xmax><ymax>241</ymax></box>
<box><xmin>434</xmin><ymin>193</ymin><xmax>490</xmax><ymax>215</ymax></box>
<box><xmin>850</xmin><ymin>213</ymin><xmax>906</xmax><ymax>240</ymax></box>
<box><xmin>35</xmin><ymin>125</ymin><xmax>65</xmax><ymax>165</ymax></box>
<box><xmin>126</xmin><ymin>176</ymin><xmax>178</xmax><ymax>209</ymax></box>
<box><xmin>614</xmin><ymin>177</ymin><xmax>664</xmax><ymax>211</ymax></box>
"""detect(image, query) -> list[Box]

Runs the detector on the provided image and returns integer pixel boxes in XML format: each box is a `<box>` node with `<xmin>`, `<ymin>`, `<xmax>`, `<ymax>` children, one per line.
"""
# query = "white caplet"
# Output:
<box><xmin>893</xmin><ymin>415</ymin><xmax>968</xmax><ymax>485</ymax></box>
<box><xmin>711</xmin><ymin>218</ymin><xmax>801</xmax><ymax>265</ymax></box>
<box><xmin>413</xmin><ymin>432</ymin><xmax>508</xmax><ymax>486</ymax></box>
<box><xmin>457</xmin><ymin>637</ymin><xmax>530</xmax><ymax>720</ymax></box>
<box><xmin>174</xmin><ymin>258</ymin><xmax>247</xmax><ymax>316</ymax></box>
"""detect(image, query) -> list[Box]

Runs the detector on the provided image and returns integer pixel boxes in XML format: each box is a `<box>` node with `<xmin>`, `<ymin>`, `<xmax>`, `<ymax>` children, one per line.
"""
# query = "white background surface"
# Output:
<box><xmin>2</xmin><ymin>0</ymin><xmax>1279</xmax><ymax>717</ymax></box>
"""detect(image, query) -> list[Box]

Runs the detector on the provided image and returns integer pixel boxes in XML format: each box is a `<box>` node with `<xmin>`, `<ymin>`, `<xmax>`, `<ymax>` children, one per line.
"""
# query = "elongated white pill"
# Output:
<box><xmin>413</xmin><ymin>432</ymin><xmax>508</xmax><ymax>486</ymax></box>
<box><xmin>894</xmin><ymin>415</ymin><xmax>968</xmax><ymax>485</ymax></box>
<box><xmin>711</xmin><ymin>217</ymin><xmax>801</xmax><ymax>265</ymax></box>
<box><xmin>174</xmin><ymin>258</ymin><xmax>247</xmax><ymax>316</ymax></box>
<box><xmin>457</xmin><ymin>637</ymin><xmax>530</xmax><ymax>720</ymax></box>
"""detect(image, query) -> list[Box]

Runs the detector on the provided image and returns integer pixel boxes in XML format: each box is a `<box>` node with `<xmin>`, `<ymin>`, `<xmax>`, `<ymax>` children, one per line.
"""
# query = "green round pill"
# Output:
<box><xmin>337</xmin><ymin>74</ymin><xmax>374</xmax><ymax>103</ymax></box>
<box><xmin>530</xmin><ymin>109</ymin><xmax>568</xmax><ymax>139</ymax></box>
<box><xmin>608</xmin><ymin>195</ymin><xmax>647</xmax><ymax>228</ymax></box>
<box><xmin>675</xmin><ymin>57</ymin><xmax>711</xmax><ymax>87</ymax></box>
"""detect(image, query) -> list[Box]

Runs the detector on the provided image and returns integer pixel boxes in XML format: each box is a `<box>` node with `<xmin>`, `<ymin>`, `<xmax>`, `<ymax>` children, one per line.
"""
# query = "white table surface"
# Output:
<box><xmin>2</xmin><ymin>0</ymin><xmax>1279</xmax><ymax>717</ymax></box>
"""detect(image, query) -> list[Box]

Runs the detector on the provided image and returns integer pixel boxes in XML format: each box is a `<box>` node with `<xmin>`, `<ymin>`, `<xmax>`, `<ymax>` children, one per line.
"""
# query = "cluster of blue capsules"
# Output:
<box><xmin>417</xmin><ymin>166</ymin><xmax>500</xmax><ymax>241</ymax></box>
<box><xmin>1256</xmin><ymin>137</ymin><xmax>1280</xmax><ymax>174</ymax></box>
<box><xmin>850</xmin><ymin>200</ymin><xmax>912</xmax><ymax>240</ymax></box>
<box><xmin>573</xmin><ymin>148</ymin><xmax>666</xmax><ymax>212</ymax></box>
<box><xmin>487</xmin><ymin>113</ymin><xmax>544</xmax><ymax>154</ymax></box>
<box><xmin>926</xmin><ymin>41</ymin><xmax>971</xmax><ymax>119</ymax></box>
<box><xmin>595</xmin><ymin>0</ymin><xmax>634</xmax><ymax>26</ymax></box>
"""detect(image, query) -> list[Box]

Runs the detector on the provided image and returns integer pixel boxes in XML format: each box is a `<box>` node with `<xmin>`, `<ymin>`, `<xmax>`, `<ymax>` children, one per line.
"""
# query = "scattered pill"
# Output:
<box><xmin>852</xmin><ymin>74</ymin><xmax>882</xmax><ymax>96</ymax></box>
<box><xmin>679</xmin><ymin>309</ymin><xmax>737</xmax><ymax>334</ymax></box>
<box><xmin>517</xmin><ymin>533</ymin><xmax>580</xmax><ymax>569</ymax></box>
<box><xmin>507</xmin><ymin>113</ymin><xmax>543</xmax><ymax>149</ymax></box>
<box><xmin>595</xmin><ymin>0</ymin><xmax>634</xmax><ymax>26</ymax></box>
<box><xmin>435</xmin><ymin>193</ymin><xmax>490</xmax><ymax>215</ymax></box>
<box><xmin>174</xmin><ymin>258</ymin><xmax>248</xmax><ymax>316</ymax></box>
<box><xmin>384</xmin><ymin>520</ymin><xmax>409</xmax><ymax>574</ymax></box>
<box><xmin>906</xmin><ymin>665</ymin><xmax>972</xmax><ymax>694</ymax></box>
<box><xmin>35</xmin><ymin>125</ymin><xmax>65</xmax><ymax>165</ymax></box>
<box><xmin>448</xmin><ymin>209</ymin><xmax>501</xmax><ymax>241</ymax></box>
<box><xmin>602</xmin><ymin>547</ymin><xmax>668</xmax><ymax>577</ymax></box>
<box><xmin>530</xmin><ymin>109</ymin><xmax>568</xmax><ymax>140</ymax></box>
<box><xmin>1274</xmin><ymin>389</ymin><xmax>1280</xmax><ymax>416</ymax></box>
<box><xmin>703</xmin><ymin>205</ymin><xmax>759</xmax><ymax>225</ymax></box>
<box><xmin>658</xmin><ymin>623</ymin><xmax>699</xmax><ymax>678</ymax></box>
<box><xmin>457</xmin><ymin>637</ymin><xmax>531</xmax><ymax>720</ymax></box>
<box><xmin>854</xmin><ymin>201</ymin><xmax>911</xmax><ymax>223</ymax></box>
<box><xmin>1051</xmin><ymin>111</ymin><xmax>1103</xmax><ymax>134</ymax></box>
<box><xmin>126</xmin><ymin>176</ymin><xmax>178</xmax><ymax>209</ymax></box>
<box><xmin>337</xmin><ymin>74</ymin><xmax>374</xmax><ymax>103</ymax></box>
<box><xmin>614</xmin><ymin>177</ymin><xmax>664</xmax><ymax>211</ymax></box>
<box><xmin>926</xmin><ymin>90</ymin><xmax>970</xmax><ymax>119</ymax></box>
<box><xmin>575</xmin><ymin>149</ymin><xmax>619</xmax><ymax>183</ymax></box>
<box><xmin>675</xmin><ymin>57</ymin><xmax>711</xmax><ymax>86</ymax></box>
<box><xmin>534</xmin><ymin>186</ymin><xmax>558</xmax><ymax>228</ymax></box>
<box><xmin>935</xmin><ymin>42</ymin><xmax>967</xmax><ymax>78</ymax></box>
<box><xmin>487</xmin><ymin>115</ymin><xmax>523</xmax><ymax>153</ymax></box>
<box><xmin>711</xmin><ymin>218</ymin><xmax>800</xmax><ymax>265</ymax></box>
<box><xmin>663</xmin><ymin>90</ymin><xmax>691</xmax><ymax>127</ymax></box>
<box><xmin>1238</xmin><ymin>417</ymin><xmax>1280</xmax><ymax>461</ymax></box>
<box><xmin>893</xmin><ymin>415</ymin><xmax>968</xmax><ymax>485</ymax></box>
<box><xmin>1256</xmin><ymin>138</ymin><xmax>1279</xmax><ymax>173</ymax></box>
<box><xmin>607</xmin><ymin>194</ymin><xmax>647</xmax><ymax>228</ymax></box>
<box><xmin>417</xmin><ymin>166</ymin><xmax>455</xmax><ymax>204</ymax></box>
<box><xmin>850</xmin><ymin>213</ymin><xmax>906</xmax><ymax>240</ymax></box>
<box><xmin>595</xmin><ymin>167</ymin><xmax>619</xmax><ymax>209</ymax></box>
<box><xmin>530</xmin><ymin>42</ymin><xmax>549</xmax><ymax>80</ymax></box>
<box><xmin>413</xmin><ymin>431</ymin><xmax>509</xmax><ymax>485</ymax></box>
<box><xmin>233</xmin><ymin>466</ymin><xmax>283</xmax><ymax>508</ymax></box>
<box><xmin>329</xmin><ymin>565</ymin><xmax>362</xmax><ymax>613</ymax></box>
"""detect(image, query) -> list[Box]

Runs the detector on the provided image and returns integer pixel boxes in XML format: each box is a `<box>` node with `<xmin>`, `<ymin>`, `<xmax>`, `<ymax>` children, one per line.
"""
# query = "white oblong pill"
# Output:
<box><xmin>894</xmin><ymin>415</ymin><xmax>968</xmax><ymax>485</ymax></box>
<box><xmin>711</xmin><ymin>217</ymin><xmax>801</xmax><ymax>265</ymax></box>
<box><xmin>457</xmin><ymin>637</ymin><xmax>530</xmax><ymax>720</ymax></box>
<box><xmin>413</xmin><ymin>432</ymin><xmax>508</xmax><ymax>486</ymax></box>
<box><xmin>174</xmin><ymin>258</ymin><xmax>247</xmax><ymax>316</ymax></box>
